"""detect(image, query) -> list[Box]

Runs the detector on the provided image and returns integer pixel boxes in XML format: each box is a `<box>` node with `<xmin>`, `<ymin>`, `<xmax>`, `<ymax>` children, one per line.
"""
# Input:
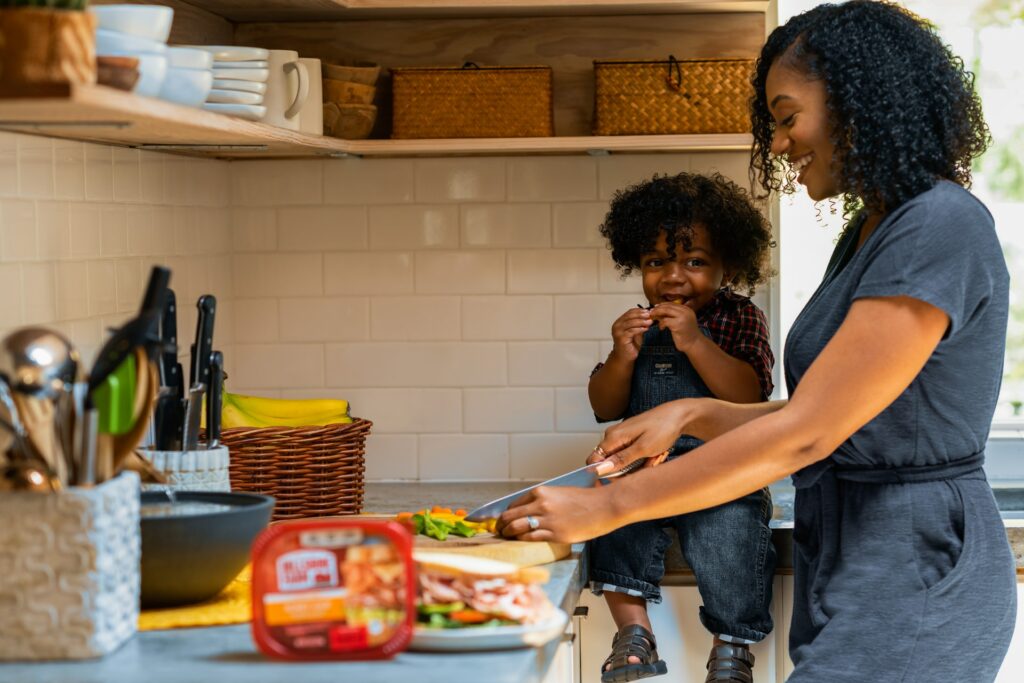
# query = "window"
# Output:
<box><xmin>777</xmin><ymin>0</ymin><xmax>1024</xmax><ymax>420</ymax></box>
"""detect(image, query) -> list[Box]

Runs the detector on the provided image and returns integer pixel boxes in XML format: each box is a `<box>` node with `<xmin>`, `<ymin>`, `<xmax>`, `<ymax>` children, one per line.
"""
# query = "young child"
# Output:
<box><xmin>587</xmin><ymin>172</ymin><xmax>776</xmax><ymax>683</ymax></box>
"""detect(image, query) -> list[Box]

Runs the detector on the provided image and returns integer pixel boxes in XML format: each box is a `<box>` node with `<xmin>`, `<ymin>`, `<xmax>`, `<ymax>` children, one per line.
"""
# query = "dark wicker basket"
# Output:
<box><xmin>391</xmin><ymin>63</ymin><xmax>553</xmax><ymax>139</ymax></box>
<box><xmin>223</xmin><ymin>419</ymin><xmax>371</xmax><ymax>521</ymax></box>
<box><xmin>593</xmin><ymin>56</ymin><xmax>754</xmax><ymax>135</ymax></box>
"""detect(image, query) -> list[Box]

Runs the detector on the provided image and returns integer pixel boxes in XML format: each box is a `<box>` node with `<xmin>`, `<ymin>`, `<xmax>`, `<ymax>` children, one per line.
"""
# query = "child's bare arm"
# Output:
<box><xmin>589</xmin><ymin>307</ymin><xmax>652</xmax><ymax>420</ymax></box>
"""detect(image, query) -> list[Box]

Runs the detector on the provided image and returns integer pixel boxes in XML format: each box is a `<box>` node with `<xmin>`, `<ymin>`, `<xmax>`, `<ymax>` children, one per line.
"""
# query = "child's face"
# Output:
<box><xmin>640</xmin><ymin>227</ymin><xmax>728</xmax><ymax>312</ymax></box>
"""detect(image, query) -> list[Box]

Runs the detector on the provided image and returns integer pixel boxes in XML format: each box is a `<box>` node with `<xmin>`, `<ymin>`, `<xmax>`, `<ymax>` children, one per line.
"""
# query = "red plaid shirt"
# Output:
<box><xmin>592</xmin><ymin>290</ymin><xmax>775</xmax><ymax>399</ymax></box>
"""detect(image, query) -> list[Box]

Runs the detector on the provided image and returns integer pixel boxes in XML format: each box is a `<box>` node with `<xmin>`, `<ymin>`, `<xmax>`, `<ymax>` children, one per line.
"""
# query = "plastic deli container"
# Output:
<box><xmin>251</xmin><ymin>518</ymin><xmax>416</xmax><ymax>660</ymax></box>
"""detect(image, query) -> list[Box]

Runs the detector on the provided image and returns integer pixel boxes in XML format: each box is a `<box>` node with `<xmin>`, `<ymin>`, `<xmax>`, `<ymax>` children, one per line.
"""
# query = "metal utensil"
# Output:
<box><xmin>464</xmin><ymin>456</ymin><xmax>651</xmax><ymax>522</ymax></box>
<box><xmin>0</xmin><ymin>328</ymin><xmax>79</xmax><ymax>400</ymax></box>
<box><xmin>181</xmin><ymin>384</ymin><xmax>206</xmax><ymax>451</ymax></box>
<box><xmin>0</xmin><ymin>379</ymin><xmax>60</xmax><ymax>492</ymax></box>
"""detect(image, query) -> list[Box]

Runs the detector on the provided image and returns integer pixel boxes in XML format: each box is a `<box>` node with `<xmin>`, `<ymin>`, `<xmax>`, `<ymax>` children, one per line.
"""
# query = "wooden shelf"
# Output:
<box><xmin>0</xmin><ymin>84</ymin><xmax>752</xmax><ymax>160</ymax></box>
<box><xmin>186</xmin><ymin>1</ymin><xmax>769</xmax><ymax>22</ymax></box>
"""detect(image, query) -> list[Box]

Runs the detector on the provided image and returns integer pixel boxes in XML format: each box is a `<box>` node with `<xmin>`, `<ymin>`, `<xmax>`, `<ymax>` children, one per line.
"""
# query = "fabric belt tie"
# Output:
<box><xmin>792</xmin><ymin>451</ymin><xmax>985</xmax><ymax>489</ymax></box>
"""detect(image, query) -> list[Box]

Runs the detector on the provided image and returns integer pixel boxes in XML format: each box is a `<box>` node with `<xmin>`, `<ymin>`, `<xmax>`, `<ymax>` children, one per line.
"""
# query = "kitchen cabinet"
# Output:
<box><xmin>0</xmin><ymin>0</ymin><xmax>766</xmax><ymax>159</ymax></box>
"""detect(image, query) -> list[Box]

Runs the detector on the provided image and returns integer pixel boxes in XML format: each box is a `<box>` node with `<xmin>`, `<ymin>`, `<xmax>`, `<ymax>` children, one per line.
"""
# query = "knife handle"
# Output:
<box><xmin>207</xmin><ymin>351</ymin><xmax>223</xmax><ymax>449</ymax></box>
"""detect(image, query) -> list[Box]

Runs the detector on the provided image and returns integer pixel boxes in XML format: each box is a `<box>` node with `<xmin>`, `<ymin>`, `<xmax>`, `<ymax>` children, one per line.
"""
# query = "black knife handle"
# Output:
<box><xmin>189</xmin><ymin>294</ymin><xmax>216</xmax><ymax>389</ymax></box>
<box><xmin>207</xmin><ymin>351</ymin><xmax>223</xmax><ymax>448</ymax></box>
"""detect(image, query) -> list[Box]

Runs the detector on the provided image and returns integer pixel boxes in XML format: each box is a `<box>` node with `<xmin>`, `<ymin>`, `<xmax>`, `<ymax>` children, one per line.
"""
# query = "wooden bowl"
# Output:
<box><xmin>323</xmin><ymin>77</ymin><xmax>375</xmax><ymax>105</ymax></box>
<box><xmin>323</xmin><ymin>102</ymin><xmax>377</xmax><ymax>140</ymax></box>
<box><xmin>322</xmin><ymin>62</ymin><xmax>380</xmax><ymax>85</ymax></box>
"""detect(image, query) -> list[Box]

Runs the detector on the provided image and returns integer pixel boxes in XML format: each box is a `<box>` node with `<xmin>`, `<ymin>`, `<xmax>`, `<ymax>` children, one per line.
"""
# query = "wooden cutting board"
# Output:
<box><xmin>360</xmin><ymin>515</ymin><xmax>570</xmax><ymax>567</ymax></box>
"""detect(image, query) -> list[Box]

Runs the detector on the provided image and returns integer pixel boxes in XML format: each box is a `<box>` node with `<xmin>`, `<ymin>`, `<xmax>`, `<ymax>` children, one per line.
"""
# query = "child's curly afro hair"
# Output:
<box><xmin>600</xmin><ymin>171</ymin><xmax>775</xmax><ymax>295</ymax></box>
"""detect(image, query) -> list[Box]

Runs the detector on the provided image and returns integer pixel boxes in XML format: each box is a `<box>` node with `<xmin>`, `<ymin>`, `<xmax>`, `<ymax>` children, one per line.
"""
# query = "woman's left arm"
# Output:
<box><xmin>499</xmin><ymin>295</ymin><xmax>950</xmax><ymax>542</ymax></box>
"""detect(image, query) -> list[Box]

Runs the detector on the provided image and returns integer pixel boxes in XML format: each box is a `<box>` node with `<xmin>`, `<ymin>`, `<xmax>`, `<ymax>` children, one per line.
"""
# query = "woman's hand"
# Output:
<box><xmin>649</xmin><ymin>301</ymin><xmax>702</xmax><ymax>353</ymax></box>
<box><xmin>610</xmin><ymin>307</ymin><xmax>652</xmax><ymax>362</ymax></box>
<box><xmin>496</xmin><ymin>485</ymin><xmax>620</xmax><ymax>544</ymax></box>
<box><xmin>589</xmin><ymin>399</ymin><xmax>697</xmax><ymax>474</ymax></box>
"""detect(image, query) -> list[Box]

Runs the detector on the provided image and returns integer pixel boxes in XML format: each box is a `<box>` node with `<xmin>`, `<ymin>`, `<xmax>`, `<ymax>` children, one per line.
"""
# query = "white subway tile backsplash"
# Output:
<box><xmin>84</xmin><ymin>144</ymin><xmax>114</xmax><ymax>201</ymax></box>
<box><xmin>1</xmin><ymin>199</ymin><xmax>37</xmax><ymax>262</ymax></box>
<box><xmin>17</xmin><ymin>136</ymin><xmax>54</xmax><ymax>198</ymax></box>
<box><xmin>463</xmin><ymin>388</ymin><xmax>554</xmax><ymax>433</ymax></box>
<box><xmin>139</xmin><ymin>151</ymin><xmax>164</xmax><ymax>204</ymax></box>
<box><xmin>415</xmin><ymin>250</ymin><xmax>505</xmax><ymax>294</ymax></box>
<box><xmin>462</xmin><ymin>295</ymin><xmax>553</xmax><ymax>340</ymax></box>
<box><xmin>0</xmin><ymin>133</ymin><xmax>17</xmax><ymax>198</ymax></box>
<box><xmin>69</xmin><ymin>202</ymin><xmax>101</xmax><ymax>258</ymax></box>
<box><xmin>597</xmin><ymin>153</ymin><xmax>693</xmax><ymax>199</ymax></box>
<box><xmin>279</xmin><ymin>297</ymin><xmax>370</xmax><ymax>342</ymax></box>
<box><xmin>126</xmin><ymin>207</ymin><xmax>175</xmax><ymax>256</ymax></box>
<box><xmin>233</xmin><ymin>253</ymin><xmax>323</xmax><ymax>298</ymax></box>
<box><xmin>552</xmin><ymin>202</ymin><xmax>610</xmax><ymax>247</ymax></box>
<box><xmin>325</xmin><ymin>342</ymin><xmax>505</xmax><ymax>387</ymax></box>
<box><xmin>508</xmin><ymin>341</ymin><xmax>599</xmax><ymax>386</ymax></box>
<box><xmin>277</xmin><ymin>206</ymin><xmax>368</xmax><ymax>251</ymax></box>
<box><xmin>555</xmin><ymin>387</ymin><xmax>604</xmax><ymax>432</ymax></box>
<box><xmin>363</xmin><ymin>434</ymin><xmax>419</xmax><ymax>481</ymax></box>
<box><xmin>689</xmin><ymin>152</ymin><xmax>752</xmax><ymax>187</ymax></box>
<box><xmin>510</xmin><ymin>433</ymin><xmax>599</xmax><ymax>479</ymax></box>
<box><xmin>231</xmin><ymin>208</ymin><xmax>277</xmax><ymax>252</ymax></box>
<box><xmin>0</xmin><ymin>264</ymin><xmax>23</xmax><ymax>325</ymax></box>
<box><xmin>508</xmin><ymin>157</ymin><xmax>597</xmax><ymax>202</ymax></box>
<box><xmin>231</xmin><ymin>159</ymin><xmax>323</xmax><ymax>206</ymax></box>
<box><xmin>36</xmin><ymin>201</ymin><xmax>70</xmax><ymax>261</ymax></box>
<box><xmin>554</xmin><ymin>294</ymin><xmax>639</xmax><ymax>339</ymax></box>
<box><xmin>508</xmin><ymin>249</ymin><xmax>597</xmax><ymax>293</ymax></box>
<box><xmin>371</xmin><ymin>296</ymin><xmax>460</xmax><ymax>340</ymax></box>
<box><xmin>324</xmin><ymin>158</ymin><xmax>415</xmax><ymax>205</ymax></box>
<box><xmin>174</xmin><ymin>207</ymin><xmax>200</xmax><ymax>255</ymax></box>
<box><xmin>461</xmin><ymin>204</ymin><xmax>550</xmax><ymax>248</ymax></box>
<box><xmin>368</xmin><ymin>205</ymin><xmax>459</xmax><ymax>250</ymax></box>
<box><xmin>21</xmin><ymin>263</ymin><xmax>56</xmax><ymax>324</ymax></box>
<box><xmin>232</xmin><ymin>298</ymin><xmax>279</xmax><ymax>342</ymax></box>
<box><xmin>112</xmin><ymin>147</ymin><xmax>141</xmax><ymax>203</ymax></box>
<box><xmin>115</xmin><ymin>259</ymin><xmax>143</xmax><ymax>313</ymax></box>
<box><xmin>53</xmin><ymin>140</ymin><xmax>86</xmax><ymax>201</ymax></box>
<box><xmin>329</xmin><ymin>388</ymin><xmax>462</xmax><ymax>433</ymax></box>
<box><xmin>88</xmin><ymin>260</ymin><xmax>116</xmax><ymax>316</ymax></box>
<box><xmin>233</xmin><ymin>343</ymin><xmax>325</xmax><ymax>388</ymax></box>
<box><xmin>325</xmin><ymin>252</ymin><xmax>413</xmax><ymax>295</ymax></box>
<box><xmin>415</xmin><ymin>158</ymin><xmax>505</xmax><ymax>203</ymax></box>
<box><xmin>599</xmin><ymin>251</ymin><xmax>642</xmax><ymax>293</ymax></box>
<box><xmin>101</xmin><ymin>205</ymin><xmax>128</xmax><ymax>257</ymax></box>
<box><xmin>419</xmin><ymin>435</ymin><xmax>509</xmax><ymax>480</ymax></box>
<box><xmin>56</xmin><ymin>261</ymin><xmax>88</xmax><ymax>320</ymax></box>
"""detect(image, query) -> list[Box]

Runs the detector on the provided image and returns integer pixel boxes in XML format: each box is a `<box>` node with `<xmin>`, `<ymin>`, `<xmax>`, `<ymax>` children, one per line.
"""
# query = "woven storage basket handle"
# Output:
<box><xmin>665</xmin><ymin>54</ymin><xmax>683</xmax><ymax>92</ymax></box>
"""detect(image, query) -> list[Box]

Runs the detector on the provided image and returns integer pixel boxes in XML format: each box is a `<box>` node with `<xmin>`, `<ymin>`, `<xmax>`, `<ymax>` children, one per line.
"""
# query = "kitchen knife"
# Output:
<box><xmin>206</xmin><ymin>351</ymin><xmax>223</xmax><ymax>449</ymax></box>
<box><xmin>181</xmin><ymin>384</ymin><xmax>206</xmax><ymax>451</ymax></box>
<box><xmin>189</xmin><ymin>295</ymin><xmax>216</xmax><ymax>391</ymax></box>
<box><xmin>464</xmin><ymin>457</ymin><xmax>651</xmax><ymax>522</ymax></box>
<box><xmin>152</xmin><ymin>288</ymin><xmax>184</xmax><ymax>450</ymax></box>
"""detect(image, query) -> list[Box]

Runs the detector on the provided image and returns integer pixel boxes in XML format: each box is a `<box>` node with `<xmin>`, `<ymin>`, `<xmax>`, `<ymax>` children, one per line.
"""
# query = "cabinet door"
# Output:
<box><xmin>995</xmin><ymin>582</ymin><xmax>1024</xmax><ymax>682</ymax></box>
<box><xmin>577</xmin><ymin>581</ymin><xmax>786</xmax><ymax>683</ymax></box>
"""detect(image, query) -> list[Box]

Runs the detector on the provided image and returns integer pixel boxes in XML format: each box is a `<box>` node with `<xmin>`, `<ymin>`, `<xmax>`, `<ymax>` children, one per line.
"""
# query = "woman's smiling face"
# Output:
<box><xmin>765</xmin><ymin>57</ymin><xmax>839</xmax><ymax>201</ymax></box>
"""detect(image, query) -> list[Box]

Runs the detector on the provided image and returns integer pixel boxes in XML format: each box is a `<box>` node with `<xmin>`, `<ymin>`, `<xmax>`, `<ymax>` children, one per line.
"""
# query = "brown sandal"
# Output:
<box><xmin>705</xmin><ymin>643</ymin><xmax>755</xmax><ymax>682</ymax></box>
<box><xmin>601</xmin><ymin>624</ymin><xmax>668</xmax><ymax>683</ymax></box>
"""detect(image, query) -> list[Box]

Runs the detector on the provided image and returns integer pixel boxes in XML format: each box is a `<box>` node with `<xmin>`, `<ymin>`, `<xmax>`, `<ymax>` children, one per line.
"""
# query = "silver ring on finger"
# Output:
<box><xmin>526</xmin><ymin>515</ymin><xmax>540</xmax><ymax>531</ymax></box>
<box><xmin>592</xmin><ymin>445</ymin><xmax>606</xmax><ymax>458</ymax></box>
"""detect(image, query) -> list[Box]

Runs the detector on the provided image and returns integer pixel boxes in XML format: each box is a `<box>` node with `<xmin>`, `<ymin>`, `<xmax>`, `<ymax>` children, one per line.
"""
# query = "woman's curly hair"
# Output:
<box><xmin>600</xmin><ymin>171</ymin><xmax>775</xmax><ymax>295</ymax></box>
<box><xmin>750</xmin><ymin>0</ymin><xmax>989</xmax><ymax>220</ymax></box>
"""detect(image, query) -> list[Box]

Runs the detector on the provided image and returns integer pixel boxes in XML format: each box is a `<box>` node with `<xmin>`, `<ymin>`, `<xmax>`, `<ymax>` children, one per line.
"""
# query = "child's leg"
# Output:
<box><xmin>604</xmin><ymin>591</ymin><xmax>651</xmax><ymax>668</ymax></box>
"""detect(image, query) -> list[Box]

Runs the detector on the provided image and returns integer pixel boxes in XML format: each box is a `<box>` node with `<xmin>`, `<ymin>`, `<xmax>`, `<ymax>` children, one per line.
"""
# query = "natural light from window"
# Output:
<box><xmin>777</xmin><ymin>0</ymin><xmax>1024</xmax><ymax>421</ymax></box>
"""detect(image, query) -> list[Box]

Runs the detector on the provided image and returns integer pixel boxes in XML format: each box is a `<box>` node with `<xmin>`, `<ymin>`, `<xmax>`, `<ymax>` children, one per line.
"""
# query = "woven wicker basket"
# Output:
<box><xmin>391</xmin><ymin>63</ymin><xmax>554</xmax><ymax>139</ymax></box>
<box><xmin>593</xmin><ymin>56</ymin><xmax>754</xmax><ymax>135</ymax></box>
<box><xmin>223</xmin><ymin>419</ymin><xmax>371</xmax><ymax>521</ymax></box>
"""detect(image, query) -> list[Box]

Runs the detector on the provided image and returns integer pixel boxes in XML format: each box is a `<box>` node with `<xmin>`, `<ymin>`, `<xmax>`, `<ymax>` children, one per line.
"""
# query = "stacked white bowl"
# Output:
<box><xmin>186</xmin><ymin>46</ymin><xmax>270</xmax><ymax>121</ymax></box>
<box><xmin>91</xmin><ymin>4</ymin><xmax>174</xmax><ymax>98</ymax></box>
<box><xmin>160</xmin><ymin>48</ymin><xmax>214</xmax><ymax>108</ymax></box>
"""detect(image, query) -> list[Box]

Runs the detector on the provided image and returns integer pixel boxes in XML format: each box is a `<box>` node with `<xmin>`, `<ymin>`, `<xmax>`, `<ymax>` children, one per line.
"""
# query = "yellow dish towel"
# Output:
<box><xmin>139</xmin><ymin>565</ymin><xmax>252</xmax><ymax>631</ymax></box>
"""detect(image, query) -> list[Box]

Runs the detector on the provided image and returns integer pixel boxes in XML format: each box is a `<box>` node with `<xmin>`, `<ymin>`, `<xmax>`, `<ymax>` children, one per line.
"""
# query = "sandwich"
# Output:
<box><xmin>413</xmin><ymin>551</ymin><xmax>554</xmax><ymax>628</ymax></box>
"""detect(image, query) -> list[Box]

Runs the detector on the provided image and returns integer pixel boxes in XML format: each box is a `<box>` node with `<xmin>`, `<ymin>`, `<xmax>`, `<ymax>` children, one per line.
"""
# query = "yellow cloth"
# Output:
<box><xmin>138</xmin><ymin>566</ymin><xmax>252</xmax><ymax>631</ymax></box>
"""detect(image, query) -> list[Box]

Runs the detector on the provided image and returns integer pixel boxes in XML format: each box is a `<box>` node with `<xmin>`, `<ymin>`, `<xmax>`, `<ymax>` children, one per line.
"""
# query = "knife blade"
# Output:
<box><xmin>181</xmin><ymin>384</ymin><xmax>206</xmax><ymax>451</ymax></box>
<box><xmin>464</xmin><ymin>456</ymin><xmax>653</xmax><ymax>522</ymax></box>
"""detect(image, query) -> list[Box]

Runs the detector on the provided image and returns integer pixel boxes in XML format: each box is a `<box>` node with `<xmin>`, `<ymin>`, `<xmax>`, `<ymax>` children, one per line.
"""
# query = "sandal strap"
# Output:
<box><xmin>707</xmin><ymin>644</ymin><xmax>754</xmax><ymax>667</ymax></box>
<box><xmin>705</xmin><ymin>644</ymin><xmax>754</xmax><ymax>683</ymax></box>
<box><xmin>603</xmin><ymin>624</ymin><xmax>660</xmax><ymax>669</ymax></box>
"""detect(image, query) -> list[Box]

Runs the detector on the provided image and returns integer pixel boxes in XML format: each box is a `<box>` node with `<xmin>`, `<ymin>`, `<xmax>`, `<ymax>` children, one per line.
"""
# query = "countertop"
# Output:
<box><xmin>3</xmin><ymin>479</ymin><xmax>1021</xmax><ymax>683</ymax></box>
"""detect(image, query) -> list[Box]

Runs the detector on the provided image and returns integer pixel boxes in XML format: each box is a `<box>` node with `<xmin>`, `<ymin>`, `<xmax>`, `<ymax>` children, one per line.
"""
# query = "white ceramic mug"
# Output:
<box><xmin>298</xmin><ymin>57</ymin><xmax>323</xmax><ymax>135</ymax></box>
<box><xmin>261</xmin><ymin>49</ymin><xmax>308</xmax><ymax>130</ymax></box>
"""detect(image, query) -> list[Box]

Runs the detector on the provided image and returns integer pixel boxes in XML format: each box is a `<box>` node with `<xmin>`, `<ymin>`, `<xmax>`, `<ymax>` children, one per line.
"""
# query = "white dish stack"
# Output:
<box><xmin>162</xmin><ymin>47</ymin><xmax>214</xmax><ymax>108</ymax></box>
<box><xmin>90</xmin><ymin>4</ymin><xmax>174</xmax><ymax>98</ymax></box>
<box><xmin>188</xmin><ymin>46</ymin><xmax>270</xmax><ymax>121</ymax></box>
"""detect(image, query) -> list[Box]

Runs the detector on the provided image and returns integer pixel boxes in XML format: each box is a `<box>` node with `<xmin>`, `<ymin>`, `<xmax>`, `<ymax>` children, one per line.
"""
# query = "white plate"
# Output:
<box><xmin>166</xmin><ymin>47</ymin><xmax>213</xmax><ymax>70</ymax></box>
<box><xmin>211</xmin><ymin>79</ymin><xmax>267</xmax><ymax>94</ymax></box>
<box><xmin>185</xmin><ymin>45</ymin><xmax>269</xmax><ymax>62</ymax></box>
<box><xmin>211</xmin><ymin>67</ymin><xmax>268</xmax><ymax>82</ymax></box>
<box><xmin>96</xmin><ymin>28</ymin><xmax>166</xmax><ymax>55</ymax></box>
<box><xmin>213</xmin><ymin>60</ymin><xmax>269</xmax><ymax>70</ymax></box>
<box><xmin>409</xmin><ymin>609</ymin><xmax>568</xmax><ymax>652</ymax></box>
<box><xmin>207</xmin><ymin>88</ymin><xmax>263</xmax><ymax>105</ymax></box>
<box><xmin>202</xmin><ymin>102</ymin><xmax>267</xmax><ymax>121</ymax></box>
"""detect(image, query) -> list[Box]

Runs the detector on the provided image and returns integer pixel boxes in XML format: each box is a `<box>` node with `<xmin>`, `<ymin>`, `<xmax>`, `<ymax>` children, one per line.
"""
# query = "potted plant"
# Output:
<box><xmin>0</xmin><ymin>0</ymin><xmax>96</xmax><ymax>89</ymax></box>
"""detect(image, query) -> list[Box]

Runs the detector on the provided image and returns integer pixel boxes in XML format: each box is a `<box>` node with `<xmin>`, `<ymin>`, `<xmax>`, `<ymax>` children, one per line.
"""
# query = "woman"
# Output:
<box><xmin>497</xmin><ymin>2</ymin><xmax>1017</xmax><ymax>680</ymax></box>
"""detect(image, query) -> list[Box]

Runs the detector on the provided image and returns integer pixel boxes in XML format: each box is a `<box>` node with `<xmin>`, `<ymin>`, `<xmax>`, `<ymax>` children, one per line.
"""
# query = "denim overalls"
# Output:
<box><xmin>587</xmin><ymin>326</ymin><xmax>777</xmax><ymax>643</ymax></box>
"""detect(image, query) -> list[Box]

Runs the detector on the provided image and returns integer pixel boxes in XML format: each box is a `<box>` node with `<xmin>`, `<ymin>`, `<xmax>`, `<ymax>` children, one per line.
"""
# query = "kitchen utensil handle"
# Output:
<box><xmin>207</xmin><ymin>351</ymin><xmax>222</xmax><ymax>449</ymax></box>
<box><xmin>189</xmin><ymin>295</ymin><xmax>216</xmax><ymax>388</ymax></box>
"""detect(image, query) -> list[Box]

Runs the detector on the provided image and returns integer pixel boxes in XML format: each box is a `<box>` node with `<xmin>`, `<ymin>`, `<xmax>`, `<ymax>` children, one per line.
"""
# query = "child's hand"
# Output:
<box><xmin>609</xmin><ymin>307</ymin><xmax>652</xmax><ymax>362</ymax></box>
<box><xmin>650</xmin><ymin>301</ymin><xmax>702</xmax><ymax>353</ymax></box>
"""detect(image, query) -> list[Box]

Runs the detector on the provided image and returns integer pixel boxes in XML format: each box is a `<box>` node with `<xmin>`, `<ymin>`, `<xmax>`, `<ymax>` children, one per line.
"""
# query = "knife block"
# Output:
<box><xmin>138</xmin><ymin>445</ymin><xmax>231</xmax><ymax>492</ymax></box>
<box><xmin>0</xmin><ymin>472</ymin><xmax>140</xmax><ymax>660</ymax></box>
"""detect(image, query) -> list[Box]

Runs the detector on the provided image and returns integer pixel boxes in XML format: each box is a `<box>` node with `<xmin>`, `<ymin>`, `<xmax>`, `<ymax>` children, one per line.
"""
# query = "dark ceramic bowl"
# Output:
<box><xmin>139</xmin><ymin>490</ymin><xmax>274</xmax><ymax>608</ymax></box>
